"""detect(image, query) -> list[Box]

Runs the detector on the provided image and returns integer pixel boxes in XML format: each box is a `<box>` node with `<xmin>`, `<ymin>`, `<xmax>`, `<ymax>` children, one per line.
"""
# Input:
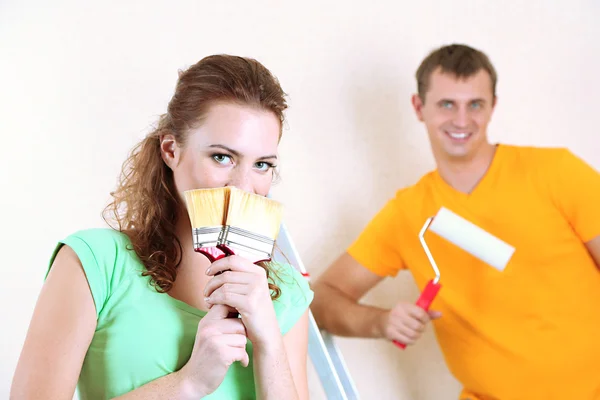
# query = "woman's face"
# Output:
<box><xmin>161</xmin><ymin>102</ymin><xmax>281</xmax><ymax>200</ymax></box>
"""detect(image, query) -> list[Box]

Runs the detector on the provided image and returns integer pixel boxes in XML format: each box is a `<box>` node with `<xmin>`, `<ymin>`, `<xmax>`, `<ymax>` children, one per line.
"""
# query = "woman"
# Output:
<box><xmin>11</xmin><ymin>55</ymin><xmax>313</xmax><ymax>399</ymax></box>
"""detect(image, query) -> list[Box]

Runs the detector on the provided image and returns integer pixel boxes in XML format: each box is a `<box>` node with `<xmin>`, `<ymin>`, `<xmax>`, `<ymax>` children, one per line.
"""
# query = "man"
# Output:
<box><xmin>311</xmin><ymin>43</ymin><xmax>600</xmax><ymax>399</ymax></box>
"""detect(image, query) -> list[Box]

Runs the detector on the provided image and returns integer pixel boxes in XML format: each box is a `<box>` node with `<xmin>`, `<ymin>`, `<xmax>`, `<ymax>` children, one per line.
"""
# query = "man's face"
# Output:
<box><xmin>412</xmin><ymin>67</ymin><xmax>496</xmax><ymax>161</ymax></box>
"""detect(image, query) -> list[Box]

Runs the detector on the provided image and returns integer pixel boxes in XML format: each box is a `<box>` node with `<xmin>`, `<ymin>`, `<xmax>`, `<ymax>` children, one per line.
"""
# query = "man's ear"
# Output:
<box><xmin>411</xmin><ymin>94</ymin><xmax>425</xmax><ymax>122</ymax></box>
<box><xmin>160</xmin><ymin>134</ymin><xmax>181</xmax><ymax>170</ymax></box>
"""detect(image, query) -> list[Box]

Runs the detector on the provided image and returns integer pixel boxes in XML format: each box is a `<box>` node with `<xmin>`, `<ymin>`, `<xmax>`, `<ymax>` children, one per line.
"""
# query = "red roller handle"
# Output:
<box><xmin>393</xmin><ymin>279</ymin><xmax>441</xmax><ymax>349</ymax></box>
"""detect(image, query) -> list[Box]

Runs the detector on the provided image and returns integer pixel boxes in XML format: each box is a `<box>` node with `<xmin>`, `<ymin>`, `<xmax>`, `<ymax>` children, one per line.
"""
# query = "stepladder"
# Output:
<box><xmin>274</xmin><ymin>223</ymin><xmax>360</xmax><ymax>400</ymax></box>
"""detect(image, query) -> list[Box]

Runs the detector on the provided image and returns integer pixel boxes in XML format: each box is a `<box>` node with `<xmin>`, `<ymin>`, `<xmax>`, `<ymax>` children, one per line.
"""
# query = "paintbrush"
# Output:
<box><xmin>218</xmin><ymin>186</ymin><xmax>284</xmax><ymax>264</ymax></box>
<box><xmin>184</xmin><ymin>187</ymin><xmax>229</xmax><ymax>262</ymax></box>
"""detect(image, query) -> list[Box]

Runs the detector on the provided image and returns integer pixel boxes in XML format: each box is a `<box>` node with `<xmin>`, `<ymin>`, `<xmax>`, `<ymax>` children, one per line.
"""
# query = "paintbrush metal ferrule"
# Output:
<box><xmin>192</xmin><ymin>226</ymin><xmax>222</xmax><ymax>250</ymax></box>
<box><xmin>219</xmin><ymin>225</ymin><xmax>276</xmax><ymax>260</ymax></box>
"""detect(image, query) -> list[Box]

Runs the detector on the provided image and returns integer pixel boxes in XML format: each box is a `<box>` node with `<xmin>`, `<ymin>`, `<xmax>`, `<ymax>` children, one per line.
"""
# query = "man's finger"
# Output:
<box><xmin>402</xmin><ymin>318</ymin><xmax>424</xmax><ymax>332</ymax></box>
<box><xmin>393</xmin><ymin>332</ymin><xmax>415</xmax><ymax>346</ymax></box>
<box><xmin>406</xmin><ymin>305</ymin><xmax>430</xmax><ymax>323</ymax></box>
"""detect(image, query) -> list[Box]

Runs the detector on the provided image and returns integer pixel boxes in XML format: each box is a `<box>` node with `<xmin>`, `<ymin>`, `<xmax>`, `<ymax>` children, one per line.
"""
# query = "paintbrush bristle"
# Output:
<box><xmin>184</xmin><ymin>187</ymin><xmax>229</xmax><ymax>229</ymax></box>
<box><xmin>225</xmin><ymin>187</ymin><xmax>283</xmax><ymax>240</ymax></box>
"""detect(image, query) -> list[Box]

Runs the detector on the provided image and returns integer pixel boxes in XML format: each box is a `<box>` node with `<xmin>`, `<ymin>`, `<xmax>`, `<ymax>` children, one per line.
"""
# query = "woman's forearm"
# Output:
<box><xmin>252</xmin><ymin>337</ymin><xmax>298</xmax><ymax>400</ymax></box>
<box><xmin>112</xmin><ymin>370</ymin><xmax>202</xmax><ymax>400</ymax></box>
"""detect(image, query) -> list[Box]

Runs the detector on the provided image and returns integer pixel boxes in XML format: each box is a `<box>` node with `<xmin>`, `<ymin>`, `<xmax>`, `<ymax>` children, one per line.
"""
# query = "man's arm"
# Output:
<box><xmin>310</xmin><ymin>252</ymin><xmax>388</xmax><ymax>338</ymax></box>
<box><xmin>585</xmin><ymin>235</ymin><xmax>600</xmax><ymax>269</ymax></box>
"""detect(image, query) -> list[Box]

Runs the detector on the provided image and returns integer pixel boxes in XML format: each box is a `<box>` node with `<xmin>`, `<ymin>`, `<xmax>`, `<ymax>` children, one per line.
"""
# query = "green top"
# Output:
<box><xmin>46</xmin><ymin>228</ymin><xmax>314</xmax><ymax>400</ymax></box>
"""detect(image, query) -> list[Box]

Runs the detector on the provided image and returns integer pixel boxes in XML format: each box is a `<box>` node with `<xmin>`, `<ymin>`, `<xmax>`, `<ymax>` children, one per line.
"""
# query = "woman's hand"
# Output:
<box><xmin>203</xmin><ymin>255</ymin><xmax>280</xmax><ymax>348</ymax></box>
<box><xmin>178</xmin><ymin>304</ymin><xmax>249</xmax><ymax>398</ymax></box>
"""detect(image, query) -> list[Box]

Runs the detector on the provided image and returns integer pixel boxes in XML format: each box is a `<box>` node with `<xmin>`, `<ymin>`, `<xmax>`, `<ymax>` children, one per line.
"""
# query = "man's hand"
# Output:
<box><xmin>378</xmin><ymin>302</ymin><xmax>442</xmax><ymax>346</ymax></box>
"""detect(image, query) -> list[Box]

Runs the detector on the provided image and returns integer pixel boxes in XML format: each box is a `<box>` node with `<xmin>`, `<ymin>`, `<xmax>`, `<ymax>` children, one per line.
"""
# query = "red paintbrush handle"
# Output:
<box><xmin>194</xmin><ymin>246</ymin><xmax>227</xmax><ymax>263</ymax></box>
<box><xmin>393</xmin><ymin>279</ymin><xmax>441</xmax><ymax>350</ymax></box>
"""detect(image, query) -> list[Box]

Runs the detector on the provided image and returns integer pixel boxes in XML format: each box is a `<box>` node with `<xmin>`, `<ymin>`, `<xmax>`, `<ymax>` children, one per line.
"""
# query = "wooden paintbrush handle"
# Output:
<box><xmin>393</xmin><ymin>279</ymin><xmax>441</xmax><ymax>349</ymax></box>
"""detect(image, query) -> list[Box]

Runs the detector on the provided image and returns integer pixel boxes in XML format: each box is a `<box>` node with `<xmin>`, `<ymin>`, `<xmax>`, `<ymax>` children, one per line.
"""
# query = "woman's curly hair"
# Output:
<box><xmin>103</xmin><ymin>55</ymin><xmax>288</xmax><ymax>298</ymax></box>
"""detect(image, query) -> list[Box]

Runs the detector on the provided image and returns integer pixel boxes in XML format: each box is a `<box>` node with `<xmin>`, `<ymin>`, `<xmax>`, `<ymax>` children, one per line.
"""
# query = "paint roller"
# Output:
<box><xmin>393</xmin><ymin>206</ymin><xmax>516</xmax><ymax>349</ymax></box>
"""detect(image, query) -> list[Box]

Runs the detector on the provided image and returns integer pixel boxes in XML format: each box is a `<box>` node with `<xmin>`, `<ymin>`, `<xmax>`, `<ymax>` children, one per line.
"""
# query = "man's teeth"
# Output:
<box><xmin>448</xmin><ymin>132</ymin><xmax>469</xmax><ymax>139</ymax></box>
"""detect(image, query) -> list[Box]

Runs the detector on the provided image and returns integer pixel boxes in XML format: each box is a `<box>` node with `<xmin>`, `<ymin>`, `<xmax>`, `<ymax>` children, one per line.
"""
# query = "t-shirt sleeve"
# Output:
<box><xmin>270</xmin><ymin>263</ymin><xmax>314</xmax><ymax>335</ymax></box>
<box><xmin>347</xmin><ymin>193</ymin><xmax>406</xmax><ymax>277</ymax></box>
<box><xmin>548</xmin><ymin>149</ymin><xmax>600</xmax><ymax>242</ymax></box>
<box><xmin>46</xmin><ymin>228</ymin><xmax>125</xmax><ymax>318</ymax></box>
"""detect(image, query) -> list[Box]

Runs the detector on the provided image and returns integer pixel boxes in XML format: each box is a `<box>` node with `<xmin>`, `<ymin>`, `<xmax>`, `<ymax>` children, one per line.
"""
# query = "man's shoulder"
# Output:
<box><xmin>501</xmin><ymin>143</ymin><xmax>570</xmax><ymax>165</ymax></box>
<box><xmin>498</xmin><ymin>145</ymin><xmax>587</xmax><ymax>188</ymax></box>
<box><xmin>391</xmin><ymin>171</ymin><xmax>437</xmax><ymax>204</ymax></box>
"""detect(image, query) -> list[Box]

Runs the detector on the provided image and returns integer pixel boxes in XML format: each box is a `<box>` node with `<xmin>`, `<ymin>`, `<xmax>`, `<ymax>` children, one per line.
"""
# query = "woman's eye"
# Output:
<box><xmin>213</xmin><ymin>154</ymin><xmax>232</xmax><ymax>165</ymax></box>
<box><xmin>255</xmin><ymin>161</ymin><xmax>274</xmax><ymax>171</ymax></box>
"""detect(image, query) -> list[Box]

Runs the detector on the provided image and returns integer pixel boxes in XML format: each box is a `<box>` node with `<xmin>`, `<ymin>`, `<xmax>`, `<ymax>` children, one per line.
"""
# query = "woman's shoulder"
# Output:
<box><xmin>49</xmin><ymin>228</ymin><xmax>142</xmax><ymax>318</ymax></box>
<box><xmin>56</xmin><ymin>226</ymin><xmax>142</xmax><ymax>275</ymax></box>
<box><xmin>56</xmin><ymin>227</ymin><xmax>138</xmax><ymax>264</ymax></box>
<box><xmin>62</xmin><ymin>227</ymin><xmax>132</xmax><ymax>247</ymax></box>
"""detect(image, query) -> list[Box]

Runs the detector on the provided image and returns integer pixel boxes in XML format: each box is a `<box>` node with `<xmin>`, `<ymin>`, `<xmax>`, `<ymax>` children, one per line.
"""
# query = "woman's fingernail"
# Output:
<box><xmin>204</xmin><ymin>297</ymin><xmax>210</xmax><ymax>303</ymax></box>
<box><xmin>206</xmin><ymin>268</ymin><xmax>211</xmax><ymax>275</ymax></box>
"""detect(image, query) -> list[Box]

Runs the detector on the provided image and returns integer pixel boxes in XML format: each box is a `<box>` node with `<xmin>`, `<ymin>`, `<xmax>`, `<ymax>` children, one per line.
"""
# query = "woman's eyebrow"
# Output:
<box><xmin>257</xmin><ymin>154</ymin><xmax>278</xmax><ymax>161</ymax></box>
<box><xmin>208</xmin><ymin>144</ymin><xmax>277</xmax><ymax>161</ymax></box>
<box><xmin>208</xmin><ymin>144</ymin><xmax>241</xmax><ymax>157</ymax></box>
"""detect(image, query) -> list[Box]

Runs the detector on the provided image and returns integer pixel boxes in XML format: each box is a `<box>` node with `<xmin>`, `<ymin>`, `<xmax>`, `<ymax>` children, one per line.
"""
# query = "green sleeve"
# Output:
<box><xmin>270</xmin><ymin>263</ymin><xmax>314</xmax><ymax>335</ymax></box>
<box><xmin>46</xmin><ymin>228</ymin><xmax>128</xmax><ymax>318</ymax></box>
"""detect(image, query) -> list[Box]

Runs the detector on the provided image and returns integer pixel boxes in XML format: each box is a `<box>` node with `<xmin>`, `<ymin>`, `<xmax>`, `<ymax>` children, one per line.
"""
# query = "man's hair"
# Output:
<box><xmin>416</xmin><ymin>43</ymin><xmax>497</xmax><ymax>101</ymax></box>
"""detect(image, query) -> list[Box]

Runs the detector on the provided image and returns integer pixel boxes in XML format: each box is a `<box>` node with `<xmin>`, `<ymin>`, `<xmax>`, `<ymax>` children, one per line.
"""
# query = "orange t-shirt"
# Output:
<box><xmin>347</xmin><ymin>144</ymin><xmax>600</xmax><ymax>400</ymax></box>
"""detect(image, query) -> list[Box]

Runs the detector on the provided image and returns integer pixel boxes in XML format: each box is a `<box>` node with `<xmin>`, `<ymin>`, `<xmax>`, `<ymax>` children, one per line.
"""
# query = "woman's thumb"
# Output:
<box><xmin>428</xmin><ymin>310</ymin><xmax>443</xmax><ymax>320</ymax></box>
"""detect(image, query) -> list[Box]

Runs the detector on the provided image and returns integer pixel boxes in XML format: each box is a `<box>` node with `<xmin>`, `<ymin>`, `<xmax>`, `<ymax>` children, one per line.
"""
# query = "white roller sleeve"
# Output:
<box><xmin>428</xmin><ymin>207</ymin><xmax>515</xmax><ymax>272</ymax></box>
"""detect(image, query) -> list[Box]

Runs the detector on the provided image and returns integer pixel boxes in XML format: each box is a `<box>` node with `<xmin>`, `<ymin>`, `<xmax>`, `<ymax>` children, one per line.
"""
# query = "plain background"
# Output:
<box><xmin>1</xmin><ymin>1</ymin><xmax>599</xmax><ymax>398</ymax></box>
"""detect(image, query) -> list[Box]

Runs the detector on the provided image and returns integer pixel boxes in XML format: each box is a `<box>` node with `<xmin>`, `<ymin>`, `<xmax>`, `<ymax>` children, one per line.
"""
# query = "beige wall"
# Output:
<box><xmin>2</xmin><ymin>1</ymin><xmax>598</xmax><ymax>398</ymax></box>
